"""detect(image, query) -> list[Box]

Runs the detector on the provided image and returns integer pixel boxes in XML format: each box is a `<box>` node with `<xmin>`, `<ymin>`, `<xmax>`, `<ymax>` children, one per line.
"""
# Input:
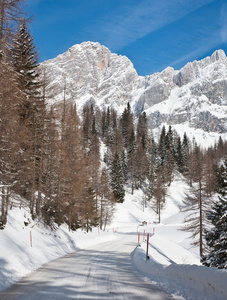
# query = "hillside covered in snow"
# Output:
<box><xmin>0</xmin><ymin>174</ymin><xmax>226</xmax><ymax>300</ymax></box>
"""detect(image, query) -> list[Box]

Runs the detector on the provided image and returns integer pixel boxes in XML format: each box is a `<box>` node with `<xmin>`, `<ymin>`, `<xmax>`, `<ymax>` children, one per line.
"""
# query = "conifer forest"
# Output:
<box><xmin>0</xmin><ymin>0</ymin><xmax>226</xmax><ymax>268</ymax></box>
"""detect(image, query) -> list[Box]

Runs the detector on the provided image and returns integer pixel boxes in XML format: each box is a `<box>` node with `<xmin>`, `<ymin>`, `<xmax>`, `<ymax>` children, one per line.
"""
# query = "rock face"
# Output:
<box><xmin>42</xmin><ymin>42</ymin><xmax>227</xmax><ymax>136</ymax></box>
<box><xmin>42</xmin><ymin>42</ymin><xmax>140</xmax><ymax>113</ymax></box>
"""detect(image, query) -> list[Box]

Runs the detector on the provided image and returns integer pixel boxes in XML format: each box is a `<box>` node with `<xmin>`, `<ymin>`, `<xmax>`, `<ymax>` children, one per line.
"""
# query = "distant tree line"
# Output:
<box><xmin>0</xmin><ymin>0</ymin><xmax>226</xmax><ymax>268</ymax></box>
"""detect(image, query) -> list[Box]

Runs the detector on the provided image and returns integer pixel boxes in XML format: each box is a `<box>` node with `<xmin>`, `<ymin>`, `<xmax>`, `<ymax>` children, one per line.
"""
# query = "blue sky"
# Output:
<box><xmin>25</xmin><ymin>0</ymin><xmax>227</xmax><ymax>76</ymax></box>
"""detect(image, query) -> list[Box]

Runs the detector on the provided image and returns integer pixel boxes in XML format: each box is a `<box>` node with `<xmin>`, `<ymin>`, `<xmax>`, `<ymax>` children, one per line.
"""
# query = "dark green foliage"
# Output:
<box><xmin>202</xmin><ymin>196</ymin><xmax>227</xmax><ymax>268</ymax></box>
<box><xmin>110</xmin><ymin>153</ymin><xmax>125</xmax><ymax>203</ymax></box>
<box><xmin>120</xmin><ymin>150</ymin><xmax>128</xmax><ymax>184</ymax></box>
<box><xmin>158</xmin><ymin>125</ymin><xmax>167</xmax><ymax>163</ymax></box>
<box><xmin>12</xmin><ymin>20</ymin><xmax>40</xmax><ymax>120</ymax></box>
<box><xmin>11</xmin><ymin>20</ymin><xmax>45</xmax><ymax>207</ymax></box>
<box><xmin>120</xmin><ymin>102</ymin><xmax>134</xmax><ymax>149</ymax></box>
<box><xmin>216</xmin><ymin>158</ymin><xmax>227</xmax><ymax>196</ymax></box>
<box><xmin>182</xmin><ymin>133</ymin><xmax>190</xmax><ymax>174</ymax></box>
<box><xmin>81</xmin><ymin>184</ymin><xmax>98</xmax><ymax>233</ymax></box>
<box><xmin>202</xmin><ymin>158</ymin><xmax>227</xmax><ymax>269</ymax></box>
<box><xmin>136</xmin><ymin>112</ymin><xmax>148</xmax><ymax>150</ymax></box>
<box><xmin>176</xmin><ymin>136</ymin><xmax>183</xmax><ymax>172</ymax></box>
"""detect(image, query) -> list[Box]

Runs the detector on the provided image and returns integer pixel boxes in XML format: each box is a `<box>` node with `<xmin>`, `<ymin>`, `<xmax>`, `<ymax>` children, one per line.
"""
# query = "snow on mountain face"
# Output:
<box><xmin>42</xmin><ymin>42</ymin><xmax>227</xmax><ymax>141</ymax></box>
<box><xmin>136</xmin><ymin>49</ymin><xmax>227</xmax><ymax>135</ymax></box>
<box><xmin>42</xmin><ymin>41</ymin><xmax>140</xmax><ymax>113</ymax></box>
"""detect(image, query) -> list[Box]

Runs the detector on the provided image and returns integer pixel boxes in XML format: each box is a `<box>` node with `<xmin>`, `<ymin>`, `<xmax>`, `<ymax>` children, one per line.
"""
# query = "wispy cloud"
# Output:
<box><xmin>165</xmin><ymin>1</ymin><xmax>227</xmax><ymax>70</ymax></box>
<box><xmin>87</xmin><ymin>0</ymin><xmax>215</xmax><ymax>51</ymax></box>
<box><xmin>220</xmin><ymin>3</ymin><xmax>227</xmax><ymax>43</ymax></box>
<box><xmin>167</xmin><ymin>37</ymin><xmax>220</xmax><ymax>69</ymax></box>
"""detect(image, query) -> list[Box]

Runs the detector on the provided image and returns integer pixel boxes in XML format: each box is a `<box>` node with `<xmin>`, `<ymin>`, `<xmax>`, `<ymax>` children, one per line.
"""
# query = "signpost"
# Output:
<box><xmin>146</xmin><ymin>233</ymin><xmax>149</xmax><ymax>260</ymax></box>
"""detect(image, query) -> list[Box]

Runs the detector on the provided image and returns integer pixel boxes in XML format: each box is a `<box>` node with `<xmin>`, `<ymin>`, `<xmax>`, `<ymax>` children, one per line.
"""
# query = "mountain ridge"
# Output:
<box><xmin>41</xmin><ymin>42</ymin><xmax>227</xmax><ymax>145</ymax></box>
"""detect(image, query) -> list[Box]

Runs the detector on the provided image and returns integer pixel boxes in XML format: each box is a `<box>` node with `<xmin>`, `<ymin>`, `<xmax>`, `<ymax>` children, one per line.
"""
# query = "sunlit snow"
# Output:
<box><xmin>0</xmin><ymin>174</ymin><xmax>226</xmax><ymax>299</ymax></box>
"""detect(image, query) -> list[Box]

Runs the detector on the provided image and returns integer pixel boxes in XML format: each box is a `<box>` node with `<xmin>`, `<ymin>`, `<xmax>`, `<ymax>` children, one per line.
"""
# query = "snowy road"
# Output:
<box><xmin>0</xmin><ymin>233</ymin><xmax>173</xmax><ymax>299</ymax></box>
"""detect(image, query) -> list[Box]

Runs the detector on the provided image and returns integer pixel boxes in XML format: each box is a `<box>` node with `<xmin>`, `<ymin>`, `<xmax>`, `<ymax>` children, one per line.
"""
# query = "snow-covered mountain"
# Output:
<box><xmin>42</xmin><ymin>42</ymin><xmax>227</xmax><ymax>144</ymax></box>
<box><xmin>42</xmin><ymin>41</ymin><xmax>139</xmax><ymax>112</ymax></box>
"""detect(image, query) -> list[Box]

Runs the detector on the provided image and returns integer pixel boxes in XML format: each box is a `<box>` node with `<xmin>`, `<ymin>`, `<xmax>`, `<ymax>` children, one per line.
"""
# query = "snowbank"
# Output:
<box><xmin>132</xmin><ymin>237</ymin><xmax>227</xmax><ymax>300</ymax></box>
<box><xmin>0</xmin><ymin>207</ymin><xmax>115</xmax><ymax>292</ymax></box>
<box><xmin>1</xmin><ymin>175</ymin><xmax>226</xmax><ymax>300</ymax></box>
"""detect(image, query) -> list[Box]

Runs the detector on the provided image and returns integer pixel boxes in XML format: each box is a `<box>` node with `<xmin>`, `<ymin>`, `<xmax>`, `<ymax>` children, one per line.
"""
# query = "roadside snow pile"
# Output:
<box><xmin>0</xmin><ymin>206</ymin><xmax>115</xmax><ymax>292</ymax></box>
<box><xmin>1</xmin><ymin>172</ymin><xmax>226</xmax><ymax>299</ymax></box>
<box><xmin>143</xmin><ymin>234</ymin><xmax>199</xmax><ymax>265</ymax></box>
<box><xmin>133</xmin><ymin>242</ymin><xmax>227</xmax><ymax>300</ymax></box>
<box><xmin>111</xmin><ymin>175</ymin><xmax>227</xmax><ymax>300</ymax></box>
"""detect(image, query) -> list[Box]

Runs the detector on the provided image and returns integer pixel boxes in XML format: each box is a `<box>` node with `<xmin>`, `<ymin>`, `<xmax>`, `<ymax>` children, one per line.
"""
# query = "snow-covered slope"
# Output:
<box><xmin>0</xmin><ymin>204</ymin><xmax>115</xmax><ymax>291</ymax></box>
<box><xmin>41</xmin><ymin>42</ymin><xmax>227</xmax><ymax>145</ymax></box>
<box><xmin>1</xmin><ymin>175</ymin><xmax>226</xmax><ymax>299</ymax></box>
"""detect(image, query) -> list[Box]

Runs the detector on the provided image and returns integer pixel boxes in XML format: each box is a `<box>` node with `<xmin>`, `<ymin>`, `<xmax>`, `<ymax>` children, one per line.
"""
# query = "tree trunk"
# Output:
<box><xmin>199</xmin><ymin>180</ymin><xmax>203</xmax><ymax>257</ymax></box>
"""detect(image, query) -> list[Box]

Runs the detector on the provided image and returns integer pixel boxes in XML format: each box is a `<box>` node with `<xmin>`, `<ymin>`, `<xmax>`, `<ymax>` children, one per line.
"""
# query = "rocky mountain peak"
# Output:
<box><xmin>43</xmin><ymin>41</ymin><xmax>138</xmax><ymax>112</ymax></box>
<box><xmin>210</xmin><ymin>49</ymin><xmax>226</xmax><ymax>63</ymax></box>
<box><xmin>42</xmin><ymin>43</ymin><xmax>227</xmax><ymax>145</ymax></box>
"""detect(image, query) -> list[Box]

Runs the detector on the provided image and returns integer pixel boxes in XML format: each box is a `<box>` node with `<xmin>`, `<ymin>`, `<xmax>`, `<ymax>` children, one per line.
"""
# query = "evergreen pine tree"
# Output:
<box><xmin>164</xmin><ymin>126</ymin><xmax>176</xmax><ymax>185</ymax></box>
<box><xmin>120</xmin><ymin>102</ymin><xmax>134</xmax><ymax>149</ymax></box>
<box><xmin>147</xmin><ymin>156</ymin><xmax>155</xmax><ymax>201</ymax></box>
<box><xmin>12</xmin><ymin>20</ymin><xmax>45</xmax><ymax>216</ymax></box>
<box><xmin>202</xmin><ymin>158</ymin><xmax>227</xmax><ymax>269</ymax></box>
<box><xmin>182</xmin><ymin>133</ymin><xmax>190</xmax><ymax>175</ymax></box>
<box><xmin>158</xmin><ymin>125</ymin><xmax>167</xmax><ymax>164</ymax></box>
<box><xmin>99</xmin><ymin>167</ymin><xmax>114</xmax><ymax>230</ymax></box>
<box><xmin>81</xmin><ymin>180</ymin><xmax>97</xmax><ymax>233</ymax></box>
<box><xmin>12</xmin><ymin>19</ymin><xmax>40</xmax><ymax>121</ymax></box>
<box><xmin>176</xmin><ymin>136</ymin><xmax>184</xmax><ymax>173</ymax></box>
<box><xmin>134</xmin><ymin>140</ymin><xmax>148</xmax><ymax>188</ymax></box>
<box><xmin>120</xmin><ymin>149</ymin><xmax>128</xmax><ymax>184</ymax></box>
<box><xmin>136</xmin><ymin>111</ymin><xmax>148</xmax><ymax>150</ymax></box>
<box><xmin>202</xmin><ymin>195</ymin><xmax>227</xmax><ymax>268</ymax></box>
<box><xmin>110</xmin><ymin>153</ymin><xmax>125</xmax><ymax>203</ymax></box>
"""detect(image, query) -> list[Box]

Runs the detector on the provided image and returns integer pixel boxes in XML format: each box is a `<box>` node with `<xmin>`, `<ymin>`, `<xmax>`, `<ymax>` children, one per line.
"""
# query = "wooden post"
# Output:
<box><xmin>146</xmin><ymin>233</ymin><xmax>149</xmax><ymax>260</ymax></box>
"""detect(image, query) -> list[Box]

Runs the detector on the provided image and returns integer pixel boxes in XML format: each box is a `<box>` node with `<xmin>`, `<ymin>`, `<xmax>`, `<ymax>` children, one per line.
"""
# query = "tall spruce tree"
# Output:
<box><xmin>120</xmin><ymin>102</ymin><xmax>134</xmax><ymax>149</ymax></box>
<box><xmin>12</xmin><ymin>19</ymin><xmax>40</xmax><ymax>121</ymax></box>
<box><xmin>99</xmin><ymin>167</ymin><xmax>114</xmax><ymax>230</ymax></box>
<box><xmin>202</xmin><ymin>158</ymin><xmax>227</xmax><ymax>269</ymax></box>
<box><xmin>176</xmin><ymin>136</ymin><xmax>183</xmax><ymax>172</ymax></box>
<box><xmin>182</xmin><ymin>133</ymin><xmax>190</xmax><ymax>175</ymax></box>
<box><xmin>201</xmin><ymin>195</ymin><xmax>227</xmax><ymax>269</ymax></box>
<box><xmin>110</xmin><ymin>153</ymin><xmax>125</xmax><ymax>203</ymax></box>
<box><xmin>158</xmin><ymin>125</ymin><xmax>167</xmax><ymax>164</ymax></box>
<box><xmin>81</xmin><ymin>178</ymin><xmax>97</xmax><ymax>233</ymax></box>
<box><xmin>136</xmin><ymin>111</ymin><xmax>148</xmax><ymax>150</ymax></box>
<box><xmin>82</xmin><ymin>105</ymin><xmax>100</xmax><ymax>214</ymax></box>
<box><xmin>12</xmin><ymin>20</ymin><xmax>45</xmax><ymax>215</ymax></box>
